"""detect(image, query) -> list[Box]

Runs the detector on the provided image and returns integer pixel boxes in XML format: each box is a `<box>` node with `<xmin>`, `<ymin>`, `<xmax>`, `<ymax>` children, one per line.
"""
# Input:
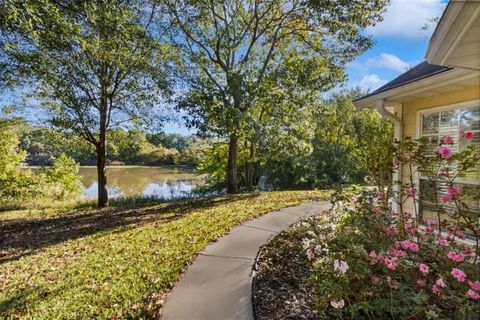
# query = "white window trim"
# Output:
<box><xmin>414</xmin><ymin>99</ymin><xmax>480</xmax><ymax>220</ymax></box>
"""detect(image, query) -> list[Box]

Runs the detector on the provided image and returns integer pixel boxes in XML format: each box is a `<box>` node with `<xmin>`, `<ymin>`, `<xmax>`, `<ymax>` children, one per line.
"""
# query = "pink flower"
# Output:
<box><xmin>436</xmin><ymin>278</ymin><xmax>447</xmax><ymax>288</ymax></box>
<box><xmin>468</xmin><ymin>280</ymin><xmax>480</xmax><ymax>291</ymax></box>
<box><xmin>432</xmin><ymin>284</ymin><xmax>440</xmax><ymax>295</ymax></box>
<box><xmin>437</xmin><ymin>147</ymin><xmax>453</xmax><ymax>159</ymax></box>
<box><xmin>467</xmin><ymin>289</ymin><xmax>480</xmax><ymax>300</ymax></box>
<box><xmin>447</xmin><ymin>186</ymin><xmax>461</xmax><ymax>199</ymax></box>
<box><xmin>419</xmin><ymin>263</ymin><xmax>430</xmax><ymax>275</ymax></box>
<box><xmin>409</xmin><ymin>243</ymin><xmax>419</xmax><ymax>252</ymax></box>
<box><xmin>385</xmin><ymin>257</ymin><xmax>398</xmax><ymax>270</ymax></box>
<box><xmin>400</xmin><ymin>240</ymin><xmax>413</xmax><ymax>250</ymax></box>
<box><xmin>369</xmin><ymin>250</ymin><xmax>378</xmax><ymax>259</ymax></box>
<box><xmin>463</xmin><ymin>246</ymin><xmax>473</xmax><ymax>256</ymax></box>
<box><xmin>455</xmin><ymin>230</ymin><xmax>466</xmax><ymax>240</ymax></box>
<box><xmin>425</xmin><ymin>226</ymin><xmax>434</xmax><ymax>234</ymax></box>
<box><xmin>441</xmin><ymin>194</ymin><xmax>451</xmax><ymax>203</ymax></box>
<box><xmin>334</xmin><ymin>260</ymin><xmax>349</xmax><ymax>274</ymax></box>
<box><xmin>451</xmin><ymin>268</ymin><xmax>467</xmax><ymax>282</ymax></box>
<box><xmin>437</xmin><ymin>238</ymin><xmax>448</xmax><ymax>246</ymax></box>
<box><xmin>390</xmin><ymin>248</ymin><xmax>407</xmax><ymax>257</ymax></box>
<box><xmin>330</xmin><ymin>299</ymin><xmax>345</xmax><ymax>308</ymax></box>
<box><xmin>387</xmin><ymin>226</ymin><xmax>396</xmax><ymax>237</ymax></box>
<box><xmin>374</xmin><ymin>207</ymin><xmax>382</xmax><ymax>214</ymax></box>
<box><xmin>426</xmin><ymin>219</ymin><xmax>438</xmax><ymax>226</ymax></box>
<box><xmin>405</xmin><ymin>188</ymin><xmax>417</xmax><ymax>197</ymax></box>
<box><xmin>460</xmin><ymin>129</ymin><xmax>465</xmax><ymax>137</ymax></box>
<box><xmin>447</xmin><ymin>251</ymin><xmax>465</xmax><ymax>262</ymax></box>
<box><xmin>465</xmin><ymin>131</ymin><xmax>474</xmax><ymax>141</ymax></box>
<box><xmin>378</xmin><ymin>192</ymin><xmax>385</xmax><ymax>200</ymax></box>
<box><xmin>393</xmin><ymin>159</ymin><xmax>400</xmax><ymax>166</ymax></box>
<box><xmin>442</xmin><ymin>135</ymin><xmax>454</xmax><ymax>144</ymax></box>
<box><xmin>306</xmin><ymin>248</ymin><xmax>315</xmax><ymax>260</ymax></box>
<box><xmin>399</xmin><ymin>240</ymin><xmax>419</xmax><ymax>252</ymax></box>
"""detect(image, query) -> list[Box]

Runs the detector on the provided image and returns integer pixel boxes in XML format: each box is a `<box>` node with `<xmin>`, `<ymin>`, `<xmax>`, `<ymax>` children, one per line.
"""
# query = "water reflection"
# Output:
<box><xmin>79</xmin><ymin>166</ymin><xmax>204</xmax><ymax>200</ymax></box>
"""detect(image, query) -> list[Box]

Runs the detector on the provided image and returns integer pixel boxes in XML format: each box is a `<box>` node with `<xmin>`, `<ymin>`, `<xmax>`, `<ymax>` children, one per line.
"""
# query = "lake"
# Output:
<box><xmin>78</xmin><ymin>166</ymin><xmax>205</xmax><ymax>200</ymax></box>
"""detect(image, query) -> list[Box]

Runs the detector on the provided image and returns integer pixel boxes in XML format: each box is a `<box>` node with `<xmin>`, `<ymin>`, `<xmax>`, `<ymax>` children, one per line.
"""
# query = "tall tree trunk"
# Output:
<box><xmin>97</xmin><ymin>94</ymin><xmax>109</xmax><ymax>207</ymax></box>
<box><xmin>227</xmin><ymin>133</ymin><xmax>238</xmax><ymax>193</ymax></box>
<box><xmin>96</xmin><ymin>143</ymin><xmax>108</xmax><ymax>208</ymax></box>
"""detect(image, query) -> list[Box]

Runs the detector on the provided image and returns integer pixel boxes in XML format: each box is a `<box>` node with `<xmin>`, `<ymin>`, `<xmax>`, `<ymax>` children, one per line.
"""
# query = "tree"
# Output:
<box><xmin>1</xmin><ymin>0</ymin><xmax>173</xmax><ymax>207</ymax></box>
<box><xmin>164</xmin><ymin>0</ymin><xmax>389</xmax><ymax>193</ymax></box>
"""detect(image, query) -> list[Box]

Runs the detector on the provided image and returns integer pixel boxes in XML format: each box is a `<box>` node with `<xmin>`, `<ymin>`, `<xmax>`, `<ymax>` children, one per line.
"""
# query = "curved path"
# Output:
<box><xmin>161</xmin><ymin>201</ymin><xmax>331</xmax><ymax>320</ymax></box>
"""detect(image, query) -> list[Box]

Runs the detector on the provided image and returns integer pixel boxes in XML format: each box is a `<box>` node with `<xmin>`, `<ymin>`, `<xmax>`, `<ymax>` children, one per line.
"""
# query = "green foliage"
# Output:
<box><xmin>0</xmin><ymin>118</ymin><xmax>39</xmax><ymax>203</ymax></box>
<box><xmin>256</xmin><ymin>91</ymin><xmax>394</xmax><ymax>190</ymax></box>
<box><xmin>43</xmin><ymin>154</ymin><xmax>83</xmax><ymax>200</ymax></box>
<box><xmin>197</xmin><ymin>142</ymin><xmax>249</xmax><ymax>190</ymax></box>
<box><xmin>0</xmin><ymin>118</ymin><xmax>26</xmax><ymax>179</ymax></box>
<box><xmin>311</xmin><ymin>93</ymin><xmax>363</xmax><ymax>187</ymax></box>
<box><xmin>353</xmin><ymin>108</ymin><xmax>395</xmax><ymax>191</ymax></box>
<box><xmin>0</xmin><ymin>118</ymin><xmax>83</xmax><ymax>207</ymax></box>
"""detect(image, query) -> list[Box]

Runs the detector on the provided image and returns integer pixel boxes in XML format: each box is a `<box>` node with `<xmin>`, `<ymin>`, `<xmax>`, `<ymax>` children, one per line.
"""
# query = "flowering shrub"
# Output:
<box><xmin>304</xmin><ymin>131</ymin><xmax>479</xmax><ymax>319</ymax></box>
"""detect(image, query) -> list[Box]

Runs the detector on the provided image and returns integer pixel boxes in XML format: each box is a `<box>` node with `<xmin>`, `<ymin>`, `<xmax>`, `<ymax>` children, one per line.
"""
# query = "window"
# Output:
<box><xmin>418</xmin><ymin>103</ymin><xmax>480</xmax><ymax>226</ymax></box>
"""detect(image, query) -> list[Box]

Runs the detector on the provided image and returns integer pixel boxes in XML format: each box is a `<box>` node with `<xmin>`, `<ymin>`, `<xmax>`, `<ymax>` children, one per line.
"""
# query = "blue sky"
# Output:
<box><xmin>346</xmin><ymin>0</ymin><xmax>447</xmax><ymax>91</ymax></box>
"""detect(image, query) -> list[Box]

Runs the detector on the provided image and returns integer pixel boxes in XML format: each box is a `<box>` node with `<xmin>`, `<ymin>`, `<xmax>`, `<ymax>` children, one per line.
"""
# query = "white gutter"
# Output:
<box><xmin>376</xmin><ymin>99</ymin><xmax>402</xmax><ymax>214</ymax></box>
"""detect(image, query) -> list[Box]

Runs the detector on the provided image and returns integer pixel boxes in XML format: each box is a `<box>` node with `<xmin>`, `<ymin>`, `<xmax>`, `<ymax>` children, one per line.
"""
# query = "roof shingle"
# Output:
<box><xmin>356</xmin><ymin>61</ymin><xmax>452</xmax><ymax>101</ymax></box>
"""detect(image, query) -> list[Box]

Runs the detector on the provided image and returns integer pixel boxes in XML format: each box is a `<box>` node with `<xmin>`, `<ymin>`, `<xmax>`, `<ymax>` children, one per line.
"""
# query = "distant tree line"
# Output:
<box><xmin>17</xmin><ymin>121</ymin><xmax>208</xmax><ymax>167</ymax></box>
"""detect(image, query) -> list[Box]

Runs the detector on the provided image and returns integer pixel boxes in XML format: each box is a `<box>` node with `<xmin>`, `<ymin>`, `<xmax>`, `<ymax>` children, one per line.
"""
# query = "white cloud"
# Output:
<box><xmin>357</xmin><ymin>74</ymin><xmax>388</xmax><ymax>91</ymax></box>
<box><xmin>367</xmin><ymin>53</ymin><xmax>414</xmax><ymax>73</ymax></box>
<box><xmin>366</xmin><ymin>0</ymin><xmax>445</xmax><ymax>39</ymax></box>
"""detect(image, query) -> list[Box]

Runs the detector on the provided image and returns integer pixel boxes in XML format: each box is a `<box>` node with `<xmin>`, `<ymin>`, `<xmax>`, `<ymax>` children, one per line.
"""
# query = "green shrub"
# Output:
<box><xmin>42</xmin><ymin>154</ymin><xmax>83</xmax><ymax>200</ymax></box>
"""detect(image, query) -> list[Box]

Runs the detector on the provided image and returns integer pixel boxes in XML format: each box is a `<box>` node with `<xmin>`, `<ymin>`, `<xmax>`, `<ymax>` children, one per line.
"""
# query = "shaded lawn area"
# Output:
<box><xmin>0</xmin><ymin>190</ymin><xmax>329</xmax><ymax>319</ymax></box>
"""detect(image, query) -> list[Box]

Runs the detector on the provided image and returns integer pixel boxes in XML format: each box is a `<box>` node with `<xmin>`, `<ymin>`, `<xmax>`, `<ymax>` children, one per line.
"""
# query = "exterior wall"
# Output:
<box><xmin>401</xmin><ymin>85</ymin><xmax>480</xmax><ymax>214</ymax></box>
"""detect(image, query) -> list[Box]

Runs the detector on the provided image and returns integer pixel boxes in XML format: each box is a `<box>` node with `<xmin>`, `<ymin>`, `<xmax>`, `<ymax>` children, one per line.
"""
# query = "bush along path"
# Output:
<box><xmin>161</xmin><ymin>201</ymin><xmax>331</xmax><ymax>320</ymax></box>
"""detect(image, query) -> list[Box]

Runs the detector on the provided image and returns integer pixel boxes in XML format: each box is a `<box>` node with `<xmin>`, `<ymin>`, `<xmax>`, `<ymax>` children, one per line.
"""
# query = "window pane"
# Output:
<box><xmin>422</xmin><ymin>113</ymin><xmax>439</xmax><ymax>135</ymax></box>
<box><xmin>420</xmin><ymin>179</ymin><xmax>479</xmax><ymax>237</ymax></box>
<box><xmin>460</xmin><ymin>108</ymin><xmax>480</xmax><ymax>131</ymax></box>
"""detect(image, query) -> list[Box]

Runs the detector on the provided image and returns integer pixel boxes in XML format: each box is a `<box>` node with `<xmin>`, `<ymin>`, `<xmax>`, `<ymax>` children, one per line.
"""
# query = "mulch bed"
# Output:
<box><xmin>253</xmin><ymin>216</ymin><xmax>322</xmax><ymax>320</ymax></box>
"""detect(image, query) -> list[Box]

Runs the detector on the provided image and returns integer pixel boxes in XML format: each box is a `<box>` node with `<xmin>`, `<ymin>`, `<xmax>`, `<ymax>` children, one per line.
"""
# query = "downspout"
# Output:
<box><xmin>376</xmin><ymin>99</ymin><xmax>403</xmax><ymax>214</ymax></box>
<box><xmin>376</xmin><ymin>99</ymin><xmax>402</xmax><ymax>130</ymax></box>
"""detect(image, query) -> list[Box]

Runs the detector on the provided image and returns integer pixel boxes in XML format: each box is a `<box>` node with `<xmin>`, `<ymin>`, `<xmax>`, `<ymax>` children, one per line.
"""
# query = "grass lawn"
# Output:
<box><xmin>0</xmin><ymin>190</ymin><xmax>329</xmax><ymax>319</ymax></box>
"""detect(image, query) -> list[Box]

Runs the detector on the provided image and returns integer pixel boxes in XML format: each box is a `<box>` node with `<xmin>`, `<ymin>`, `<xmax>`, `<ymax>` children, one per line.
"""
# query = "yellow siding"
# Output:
<box><xmin>402</xmin><ymin>85</ymin><xmax>480</xmax><ymax>138</ymax></box>
<box><xmin>401</xmin><ymin>85</ymin><xmax>480</xmax><ymax>214</ymax></box>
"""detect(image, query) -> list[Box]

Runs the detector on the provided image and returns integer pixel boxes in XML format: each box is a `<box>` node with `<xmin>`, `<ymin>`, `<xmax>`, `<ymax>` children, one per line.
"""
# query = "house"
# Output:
<box><xmin>354</xmin><ymin>1</ymin><xmax>480</xmax><ymax>223</ymax></box>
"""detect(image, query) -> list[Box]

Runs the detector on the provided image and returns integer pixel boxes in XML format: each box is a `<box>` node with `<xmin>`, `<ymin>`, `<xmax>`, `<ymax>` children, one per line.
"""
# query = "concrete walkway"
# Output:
<box><xmin>161</xmin><ymin>201</ymin><xmax>331</xmax><ymax>320</ymax></box>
